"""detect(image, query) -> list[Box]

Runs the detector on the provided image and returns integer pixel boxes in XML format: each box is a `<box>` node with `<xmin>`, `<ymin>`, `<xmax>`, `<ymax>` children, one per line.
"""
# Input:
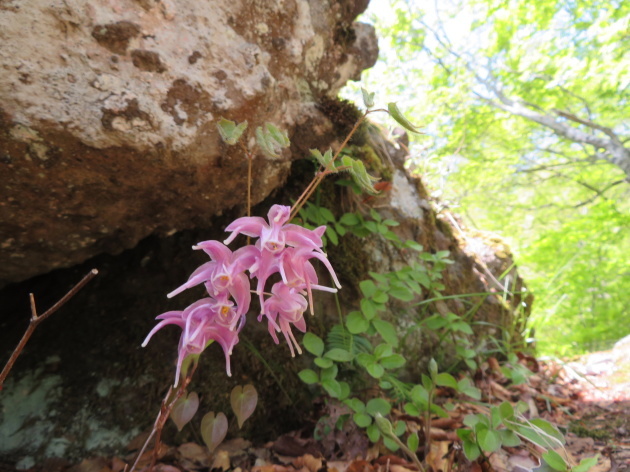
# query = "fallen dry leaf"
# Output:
<box><xmin>293</xmin><ymin>454</ymin><xmax>323</xmax><ymax>472</ymax></box>
<box><xmin>211</xmin><ymin>450</ymin><xmax>231</xmax><ymax>471</ymax></box>
<box><xmin>425</xmin><ymin>440</ymin><xmax>450</xmax><ymax>472</ymax></box>
<box><xmin>346</xmin><ymin>459</ymin><xmax>374</xmax><ymax>472</ymax></box>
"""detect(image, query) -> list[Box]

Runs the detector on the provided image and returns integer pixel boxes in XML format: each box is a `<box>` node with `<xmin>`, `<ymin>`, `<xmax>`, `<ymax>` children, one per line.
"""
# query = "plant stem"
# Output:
<box><xmin>425</xmin><ymin>389</ymin><xmax>434</xmax><ymax>459</ymax></box>
<box><xmin>127</xmin><ymin>363</ymin><xmax>198</xmax><ymax>472</ymax></box>
<box><xmin>290</xmin><ymin>111</ymin><xmax>374</xmax><ymax>220</ymax></box>
<box><xmin>389</xmin><ymin>433</ymin><xmax>426</xmax><ymax>472</ymax></box>
<box><xmin>0</xmin><ymin>269</ymin><xmax>98</xmax><ymax>389</ymax></box>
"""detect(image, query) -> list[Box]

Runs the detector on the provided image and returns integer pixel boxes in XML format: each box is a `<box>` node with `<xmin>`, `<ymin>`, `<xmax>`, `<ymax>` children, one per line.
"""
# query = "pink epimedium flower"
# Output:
<box><xmin>279</xmin><ymin>246</ymin><xmax>342</xmax><ymax>314</ymax></box>
<box><xmin>261</xmin><ymin>282</ymin><xmax>309</xmax><ymax>357</ymax></box>
<box><xmin>224</xmin><ymin>204</ymin><xmax>327</xmax><ymax>254</ymax></box>
<box><xmin>142</xmin><ymin>298</ymin><xmax>240</xmax><ymax>385</ymax></box>
<box><xmin>167</xmin><ymin>241</ymin><xmax>255</xmax><ymax>312</ymax></box>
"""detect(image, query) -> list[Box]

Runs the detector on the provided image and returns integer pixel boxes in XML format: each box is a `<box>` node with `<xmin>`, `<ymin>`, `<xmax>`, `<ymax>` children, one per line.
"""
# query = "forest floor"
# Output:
<box><xmin>34</xmin><ymin>338</ymin><xmax>630</xmax><ymax>472</ymax></box>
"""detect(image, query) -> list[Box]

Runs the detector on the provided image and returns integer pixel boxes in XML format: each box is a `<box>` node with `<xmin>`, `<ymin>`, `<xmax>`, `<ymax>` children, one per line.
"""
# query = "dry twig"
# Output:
<box><xmin>0</xmin><ymin>268</ymin><xmax>98</xmax><ymax>389</ymax></box>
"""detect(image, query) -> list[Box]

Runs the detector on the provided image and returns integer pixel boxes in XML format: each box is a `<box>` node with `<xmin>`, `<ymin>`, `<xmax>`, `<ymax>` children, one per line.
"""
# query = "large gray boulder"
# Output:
<box><xmin>0</xmin><ymin>0</ymin><xmax>377</xmax><ymax>287</ymax></box>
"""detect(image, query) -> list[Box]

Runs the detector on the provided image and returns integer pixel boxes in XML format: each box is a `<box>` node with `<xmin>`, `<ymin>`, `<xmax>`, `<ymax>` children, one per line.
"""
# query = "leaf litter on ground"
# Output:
<box><xmin>23</xmin><ymin>338</ymin><xmax>629</xmax><ymax>472</ymax></box>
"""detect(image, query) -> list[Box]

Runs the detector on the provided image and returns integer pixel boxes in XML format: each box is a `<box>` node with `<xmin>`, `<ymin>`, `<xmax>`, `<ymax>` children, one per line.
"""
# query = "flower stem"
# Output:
<box><xmin>126</xmin><ymin>363</ymin><xmax>198</xmax><ymax>472</ymax></box>
<box><xmin>290</xmin><ymin>110</ymin><xmax>378</xmax><ymax>220</ymax></box>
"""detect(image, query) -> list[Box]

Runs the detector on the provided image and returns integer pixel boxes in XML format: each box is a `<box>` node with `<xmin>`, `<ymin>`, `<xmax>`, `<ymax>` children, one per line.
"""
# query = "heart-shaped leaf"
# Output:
<box><xmin>170</xmin><ymin>391</ymin><xmax>199</xmax><ymax>431</ymax></box>
<box><xmin>230</xmin><ymin>384</ymin><xmax>258</xmax><ymax>429</ymax></box>
<box><xmin>201</xmin><ymin>411</ymin><xmax>228</xmax><ymax>453</ymax></box>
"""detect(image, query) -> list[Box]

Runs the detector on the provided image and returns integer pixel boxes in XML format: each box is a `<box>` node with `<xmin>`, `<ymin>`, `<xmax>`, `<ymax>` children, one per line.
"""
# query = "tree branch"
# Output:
<box><xmin>0</xmin><ymin>269</ymin><xmax>98</xmax><ymax>388</ymax></box>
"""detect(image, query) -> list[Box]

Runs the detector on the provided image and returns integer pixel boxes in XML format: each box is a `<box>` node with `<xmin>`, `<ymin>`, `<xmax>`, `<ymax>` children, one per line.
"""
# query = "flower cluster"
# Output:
<box><xmin>142</xmin><ymin>205</ymin><xmax>341</xmax><ymax>385</ymax></box>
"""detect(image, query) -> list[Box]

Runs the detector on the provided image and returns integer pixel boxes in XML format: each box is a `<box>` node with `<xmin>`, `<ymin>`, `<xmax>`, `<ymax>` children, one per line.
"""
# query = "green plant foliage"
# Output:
<box><xmin>294</xmin><ymin>201</ymin><xmax>580</xmax><ymax>468</ymax></box>
<box><xmin>344</xmin><ymin>0</ymin><xmax>630</xmax><ymax>355</ymax></box>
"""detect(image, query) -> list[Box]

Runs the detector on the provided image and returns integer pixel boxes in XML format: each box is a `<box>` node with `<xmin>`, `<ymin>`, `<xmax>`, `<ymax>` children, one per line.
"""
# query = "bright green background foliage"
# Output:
<box><xmin>344</xmin><ymin>0</ymin><xmax>630</xmax><ymax>355</ymax></box>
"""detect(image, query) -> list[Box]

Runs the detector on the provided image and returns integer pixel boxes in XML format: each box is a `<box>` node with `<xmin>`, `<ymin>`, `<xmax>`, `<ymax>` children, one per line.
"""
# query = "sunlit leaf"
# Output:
<box><xmin>387</xmin><ymin>102</ymin><xmax>422</xmax><ymax>133</ymax></box>
<box><xmin>217</xmin><ymin>118</ymin><xmax>247</xmax><ymax>145</ymax></box>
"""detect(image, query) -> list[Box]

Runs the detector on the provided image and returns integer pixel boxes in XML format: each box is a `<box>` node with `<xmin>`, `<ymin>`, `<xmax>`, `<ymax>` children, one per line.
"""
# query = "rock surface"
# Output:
<box><xmin>0</xmin><ymin>0</ymin><xmax>377</xmax><ymax>286</ymax></box>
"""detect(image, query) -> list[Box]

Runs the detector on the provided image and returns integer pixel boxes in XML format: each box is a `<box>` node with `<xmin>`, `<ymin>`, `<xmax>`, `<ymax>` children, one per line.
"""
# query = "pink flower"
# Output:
<box><xmin>224</xmin><ymin>205</ymin><xmax>326</xmax><ymax>254</ymax></box>
<box><xmin>167</xmin><ymin>241</ymin><xmax>255</xmax><ymax>314</ymax></box>
<box><xmin>142</xmin><ymin>298</ymin><xmax>240</xmax><ymax>385</ymax></box>
<box><xmin>279</xmin><ymin>247</ymin><xmax>341</xmax><ymax>313</ymax></box>
<box><xmin>261</xmin><ymin>282</ymin><xmax>309</xmax><ymax>357</ymax></box>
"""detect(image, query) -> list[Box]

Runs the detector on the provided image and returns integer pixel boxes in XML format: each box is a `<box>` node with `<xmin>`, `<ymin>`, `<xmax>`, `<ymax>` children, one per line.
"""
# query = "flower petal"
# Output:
<box><xmin>224</xmin><ymin>216</ymin><xmax>267</xmax><ymax>245</ymax></box>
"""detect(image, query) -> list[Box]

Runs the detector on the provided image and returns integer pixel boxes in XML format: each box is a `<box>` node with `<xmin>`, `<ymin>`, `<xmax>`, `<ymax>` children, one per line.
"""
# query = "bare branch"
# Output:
<box><xmin>0</xmin><ymin>269</ymin><xmax>98</xmax><ymax>389</ymax></box>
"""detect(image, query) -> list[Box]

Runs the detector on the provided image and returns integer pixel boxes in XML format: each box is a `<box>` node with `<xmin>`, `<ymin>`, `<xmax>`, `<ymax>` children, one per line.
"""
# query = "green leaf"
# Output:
<box><xmin>349</xmin><ymin>158</ymin><xmax>380</xmax><ymax>194</ymax></box>
<box><xmin>462</xmin><ymin>439</ymin><xmax>481</xmax><ymax>461</ymax></box>
<box><xmin>404</xmin><ymin>402</ymin><xmax>420</xmax><ymax>416</ymax></box>
<box><xmin>372</xmin><ymin>290</ymin><xmax>389</xmax><ymax>303</ymax></box>
<box><xmin>361</xmin><ymin>298</ymin><xmax>377</xmax><ymax>320</ymax></box>
<box><xmin>387</xmin><ymin>102</ymin><xmax>422</xmax><ymax>133</ymax></box>
<box><xmin>369</xmin><ymin>208</ymin><xmax>382</xmax><ymax>222</ymax></box>
<box><xmin>457</xmin><ymin>429</ymin><xmax>473</xmax><ymax>441</ymax></box>
<box><xmin>435</xmin><ymin>372</ymin><xmax>458</xmax><ymax>389</ymax></box>
<box><xmin>356</xmin><ymin>352</ymin><xmax>375</xmax><ymax>368</ymax></box>
<box><xmin>543</xmin><ymin>450</ymin><xmax>568</xmax><ymax>471</ymax></box>
<box><xmin>298</xmin><ymin>369</ymin><xmax>319</xmax><ymax>384</ymax></box>
<box><xmin>380</xmin><ymin>354</ymin><xmax>406</xmax><ymax>369</ymax></box>
<box><xmin>310</xmin><ymin>148</ymin><xmax>334</xmax><ymax>168</ymax></box>
<box><xmin>374</xmin><ymin>343</ymin><xmax>393</xmax><ymax>359</ymax></box>
<box><xmin>407</xmin><ymin>432</ymin><xmax>419</xmax><ymax>451</ymax></box>
<box><xmin>430</xmin><ymin>403</ymin><xmax>450</xmax><ymax>418</ymax></box>
<box><xmin>200</xmin><ymin>411</ymin><xmax>228</xmax><ymax>453</ymax></box>
<box><xmin>230</xmin><ymin>384</ymin><xmax>258</xmax><ymax>429</ymax></box>
<box><xmin>345</xmin><ymin>398</ymin><xmax>366</xmax><ymax>413</ymax></box>
<box><xmin>353</xmin><ymin>412</ymin><xmax>373</xmax><ymax>428</ymax></box>
<box><xmin>324</xmin><ymin>348</ymin><xmax>354</xmax><ymax>362</ymax></box>
<box><xmin>458</xmin><ymin>378</ymin><xmax>482</xmax><ymax>400</ymax></box>
<box><xmin>393</xmin><ymin>420</ymin><xmax>406</xmax><ymax>436</ymax></box>
<box><xmin>404</xmin><ymin>241</ymin><xmax>424</xmax><ymax>251</ymax></box>
<box><xmin>372</xmin><ymin>319</ymin><xmax>399</xmax><ymax>347</ymax></box>
<box><xmin>424</xmin><ymin>314</ymin><xmax>448</xmax><ymax>330</ymax></box>
<box><xmin>366</xmin><ymin>423</ymin><xmax>380</xmax><ymax>442</ymax></box>
<box><xmin>322</xmin><ymin>378</ymin><xmax>342</xmax><ymax>398</ymax></box>
<box><xmin>499</xmin><ymin>401</ymin><xmax>514</xmax><ymax>420</ymax></box>
<box><xmin>265</xmin><ymin>122</ymin><xmax>290</xmax><ymax>147</ymax></box>
<box><xmin>325</xmin><ymin>226</ymin><xmax>338</xmax><ymax>245</ymax></box>
<box><xmin>478</xmin><ymin>428</ymin><xmax>502</xmax><ymax>453</ymax></box>
<box><xmin>361</xmin><ymin>87</ymin><xmax>375</xmax><ymax>108</ymax></box>
<box><xmin>217</xmin><ymin>118</ymin><xmax>248</xmax><ymax>145</ymax></box>
<box><xmin>319</xmin><ymin>207</ymin><xmax>335</xmax><ymax>223</ymax></box>
<box><xmin>360</xmin><ymin>280</ymin><xmax>377</xmax><ymax>298</ymax></box>
<box><xmin>303</xmin><ymin>333</ymin><xmax>324</xmax><ymax>357</ymax></box>
<box><xmin>366</xmin><ymin>398</ymin><xmax>392</xmax><ymax>417</ymax></box>
<box><xmin>572</xmin><ymin>455</ymin><xmax>599</xmax><ymax>472</ymax></box>
<box><xmin>383</xmin><ymin>219</ymin><xmax>400</xmax><ymax>227</ymax></box>
<box><xmin>339</xmin><ymin>212</ymin><xmax>360</xmax><ymax>225</ymax></box>
<box><xmin>346</xmin><ymin>311</ymin><xmax>369</xmax><ymax>334</ymax></box>
<box><xmin>383</xmin><ymin>436</ymin><xmax>400</xmax><ymax>452</ymax></box>
<box><xmin>388</xmin><ymin>283</ymin><xmax>414</xmax><ymax>302</ymax></box>
<box><xmin>500</xmin><ymin>430</ymin><xmax>521</xmax><ymax>447</ymax></box>
<box><xmin>255</xmin><ymin>126</ymin><xmax>278</xmax><ymax>158</ymax></box>
<box><xmin>366</xmin><ymin>362</ymin><xmax>385</xmax><ymax>378</ymax></box>
<box><xmin>339</xmin><ymin>381</ymin><xmax>351</xmax><ymax>400</ymax></box>
<box><xmin>314</xmin><ymin>357</ymin><xmax>333</xmax><ymax>368</ymax></box>
<box><xmin>452</xmin><ymin>321</ymin><xmax>474</xmax><ymax>335</ymax></box>
<box><xmin>463</xmin><ymin>414</ymin><xmax>481</xmax><ymax>428</ymax></box>
<box><xmin>320</xmin><ymin>364</ymin><xmax>338</xmax><ymax>381</ymax></box>
<box><xmin>411</xmin><ymin>385</ymin><xmax>429</xmax><ymax>406</ymax></box>
<box><xmin>530</xmin><ymin>418</ymin><xmax>566</xmax><ymax>445</ymax></box>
